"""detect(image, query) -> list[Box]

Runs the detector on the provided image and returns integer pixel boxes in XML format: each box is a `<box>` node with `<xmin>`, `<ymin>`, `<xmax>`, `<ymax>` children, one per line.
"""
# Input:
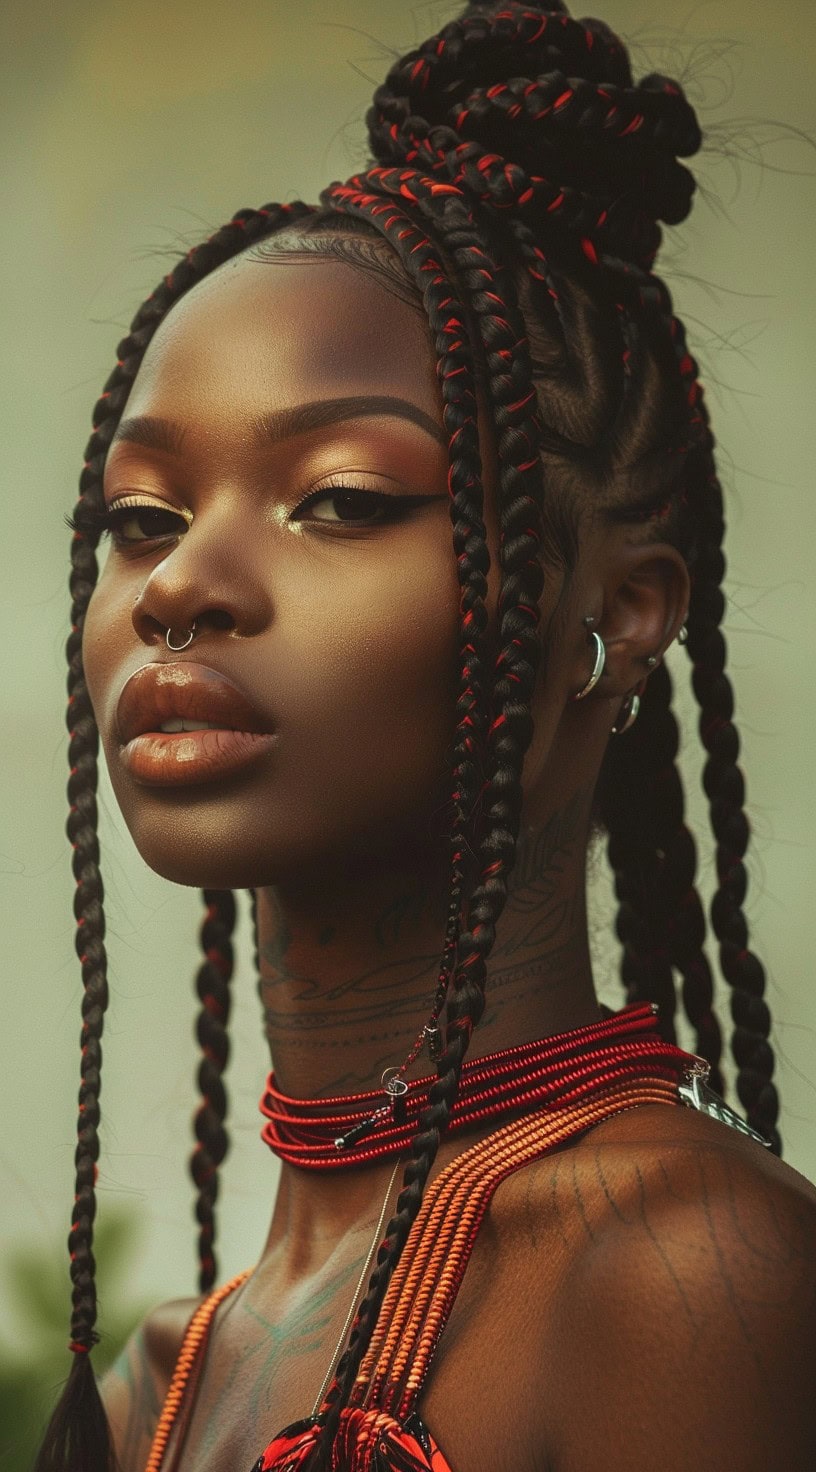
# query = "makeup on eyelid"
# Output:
<box><xmin>76</xmin><ymin>482</ymin><xmax>447</xmax><ymax>546</ymax></box>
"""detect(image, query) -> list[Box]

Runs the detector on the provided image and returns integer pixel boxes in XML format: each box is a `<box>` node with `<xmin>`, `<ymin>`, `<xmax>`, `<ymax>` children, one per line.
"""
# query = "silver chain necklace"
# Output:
<box><xmin>310</xmin><ymin>1157</ymin><xmax>403</xmax><ymax>1418</ymax></box>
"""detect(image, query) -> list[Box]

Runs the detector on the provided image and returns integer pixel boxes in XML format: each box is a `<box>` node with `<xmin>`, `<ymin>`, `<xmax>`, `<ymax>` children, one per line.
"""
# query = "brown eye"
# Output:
<box><xmin>305</xmin><ymin>490</ymin><xmax>394</xmax><ymax>523</ymax></box>
<box><xmin>294</xmin><ymin>487</ymin><xmax>433</xmax><ymax>525</ymax></box>
<box><xmin>106</xmin><ymin>505</ymin><xmax>189</xmax><ymax>545</ymax></box>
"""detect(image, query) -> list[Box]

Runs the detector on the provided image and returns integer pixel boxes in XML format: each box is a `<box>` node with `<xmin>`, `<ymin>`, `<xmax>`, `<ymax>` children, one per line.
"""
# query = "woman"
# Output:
<box><xmin>36</xmin><ymin>2</ymin><xmax>816</xmax><ymax>1469</ymax></box>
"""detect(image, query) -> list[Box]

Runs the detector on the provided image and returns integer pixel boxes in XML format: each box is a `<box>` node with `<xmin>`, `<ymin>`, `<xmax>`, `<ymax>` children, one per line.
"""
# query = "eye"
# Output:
<box><xmin>66</xmin><ymin>496</ymin><xmax>191</xmax><ymax>548</ymax></box>
<box><xmin>105</xmin><ymin>504</ymin><xmax>189</xmax><ymax>545</ymax></box>
<box><xmin>65</xmin><ymin>498</ymin><xmax>189</xmax><ymax>547</ymax></box>
<box><xmin>293</xmin><ymin>485</ymin><xmax>432</xmax><ymax>525</ymax></box>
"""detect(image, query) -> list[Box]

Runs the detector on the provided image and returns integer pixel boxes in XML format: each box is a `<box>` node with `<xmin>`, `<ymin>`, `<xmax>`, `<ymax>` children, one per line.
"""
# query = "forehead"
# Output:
<box><xmin>124</xmin><ymin>249</ymin><xmax>441</xmax><ymax>424</ymax></box>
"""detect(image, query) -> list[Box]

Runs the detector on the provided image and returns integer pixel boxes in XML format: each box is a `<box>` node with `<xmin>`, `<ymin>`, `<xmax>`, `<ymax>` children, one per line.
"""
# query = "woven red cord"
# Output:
<box><xmin>259</xmin><ymin>1003</ymin><xmax>701</xmax><ymax>1168</ymax></box>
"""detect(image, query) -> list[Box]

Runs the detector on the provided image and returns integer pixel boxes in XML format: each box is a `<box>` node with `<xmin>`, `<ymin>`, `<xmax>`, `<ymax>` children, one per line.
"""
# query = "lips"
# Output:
<box><xmin>116</xmin><ymin>661</ymin><xmax>273</xmax><ymax>744</ymax></box>
<box><xmin>115</xmin><ymin>662</ymin><xmax>278</xmax><ymax>787</ymax></box>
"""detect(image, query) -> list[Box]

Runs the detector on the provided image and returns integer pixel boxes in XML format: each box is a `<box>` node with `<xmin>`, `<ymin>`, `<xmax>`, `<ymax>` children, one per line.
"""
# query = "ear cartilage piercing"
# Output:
<box><xmin>573</xmin><ymin>630</ymin><xmax>606</xmax><ymax>701</ymax></box>
<box><xmin>611</xmin><ymin>692</ymin><xmax>640</xmax><ymax>735</ymax></box>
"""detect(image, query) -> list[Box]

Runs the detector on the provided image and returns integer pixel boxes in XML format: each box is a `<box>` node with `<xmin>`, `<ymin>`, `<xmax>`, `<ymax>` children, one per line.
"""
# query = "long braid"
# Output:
<box><xmin>596</xmin><ymin>254</ymin><xmax>780</xmax><ymax>1150</ymax></box>
<box><xmin>304</xmin><ymin>192</ymin><xmax>496</xmax><ymax>1462</ymax></box>
<box><xmin>307</xmin><ymin>140</ymin><xmax>547</xmax><ymax>1466</ymax></box>
<box><xmin>191</xmin><ymin>889</ymin><xmax>237</xmax><ymax>1294</ymax></box>
<box><xmin>681</xmin><ymin>439</ymin><xmax>782</xmax><ymax>1152</ymax></box>
<box><xmin>33</xmin><ymin>476</ymin><xmax>117</xmax><ymax>1471</ymax></box>
<box><xmin>600</xmin><ymin>665</ymin><xmax>726</xmax><ymax>1090</ymax></box>
<box><xmin>38</xmin><ymin>200</ymin><xmax>310</xmax><ymax>1472</ymax></box>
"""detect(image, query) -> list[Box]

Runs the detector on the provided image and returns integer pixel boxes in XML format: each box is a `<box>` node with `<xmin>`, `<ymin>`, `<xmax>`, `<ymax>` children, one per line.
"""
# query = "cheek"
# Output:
<box><xmin>271</xmin><ymin>536</ymin><xmax>462</xmax><ymax>833</ymax></box>
<box><xmin>81</xmin><ymin>566</ymin><xmax>134</xmax><ymax>732</ymax></box>
<box><xmin>77</xmin><ymin>532</ymin><xmax>465</xmax><ymax>888</ymax></box>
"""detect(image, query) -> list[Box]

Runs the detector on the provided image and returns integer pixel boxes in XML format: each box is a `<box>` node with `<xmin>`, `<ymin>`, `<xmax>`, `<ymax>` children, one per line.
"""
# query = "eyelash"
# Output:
<box><xmin>65</xmin><ymin>485</ymin><xmax>431</xmax><ymax>546</ymax></box>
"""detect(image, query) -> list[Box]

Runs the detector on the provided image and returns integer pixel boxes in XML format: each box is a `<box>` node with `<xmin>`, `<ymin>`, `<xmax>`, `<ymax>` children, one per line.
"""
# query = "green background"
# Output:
<box><xmin>1</xmin><ymin>0</ymin><xmax>814</xmax><ymax>1462</ymax></box>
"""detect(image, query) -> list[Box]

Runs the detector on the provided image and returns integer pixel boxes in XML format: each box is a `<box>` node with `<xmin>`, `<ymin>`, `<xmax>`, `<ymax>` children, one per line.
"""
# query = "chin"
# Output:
<box><xmin>108</xmin><ymin>748</ymin><xmax>453</xmax><ymax>891</ymax></box>
<box><xmin>124</xmin><ymin>797</ymin><xmax>448</xmax><ymax>895</ymax></box>
<box><xmin>114</xmin><ymin>783</ymin><xmax>305</xmax><ymax>890</ymax></box>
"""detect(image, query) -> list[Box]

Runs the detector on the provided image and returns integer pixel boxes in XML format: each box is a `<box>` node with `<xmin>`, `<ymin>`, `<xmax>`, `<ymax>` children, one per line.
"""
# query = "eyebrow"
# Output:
<box><xmin>112</xmin><ymin>395</ymin><xmax>448</xmax><ymax>454</ymax></box>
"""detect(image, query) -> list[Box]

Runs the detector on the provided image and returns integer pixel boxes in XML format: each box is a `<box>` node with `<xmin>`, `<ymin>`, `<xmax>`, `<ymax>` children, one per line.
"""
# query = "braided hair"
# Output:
<box><xmin>37</xmin><ymin>3</ymin><xmax>780</xmax><ymax>1469</ymax></box>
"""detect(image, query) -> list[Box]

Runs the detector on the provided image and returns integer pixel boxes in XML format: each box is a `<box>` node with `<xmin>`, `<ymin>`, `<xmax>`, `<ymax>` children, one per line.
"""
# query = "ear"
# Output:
<box><xmin>597</xmin><ymin>540</ymin><xmax>690</xmax><ymax>697</ymax></box>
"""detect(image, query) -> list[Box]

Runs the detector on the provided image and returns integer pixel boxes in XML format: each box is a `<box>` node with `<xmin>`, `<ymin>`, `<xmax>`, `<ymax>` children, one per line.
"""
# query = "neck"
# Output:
<box><xmin>254</xmin><ymin>780</ymin><xmax>602</xmax><ymax>1264</ymax></box>
<box><xmin>255</xmin><ymin>780</ymin><xmax>601</xmax><ymax>1101</ymax></box>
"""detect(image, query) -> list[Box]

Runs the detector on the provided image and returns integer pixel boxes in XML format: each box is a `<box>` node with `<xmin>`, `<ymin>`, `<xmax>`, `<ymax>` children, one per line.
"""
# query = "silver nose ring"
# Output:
<box><xmin>166</xmin><ymin>623</ymin><xmax>196</xmax><ymax>651</ymax></box>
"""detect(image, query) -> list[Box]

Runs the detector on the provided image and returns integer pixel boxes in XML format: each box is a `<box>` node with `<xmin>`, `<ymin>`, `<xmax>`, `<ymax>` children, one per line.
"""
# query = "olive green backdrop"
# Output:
<box><xmin>2</xmin><ymin>0</ymin><xmax>814</xmax><ymax>1398</ymax></box>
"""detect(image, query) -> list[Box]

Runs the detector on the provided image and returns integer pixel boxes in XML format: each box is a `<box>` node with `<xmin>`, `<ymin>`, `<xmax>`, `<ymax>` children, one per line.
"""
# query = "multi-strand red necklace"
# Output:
<box><xmin>259</xmin><ymin>1001</ymin><xmax>702</xmax><ymax>1169</ymax></box>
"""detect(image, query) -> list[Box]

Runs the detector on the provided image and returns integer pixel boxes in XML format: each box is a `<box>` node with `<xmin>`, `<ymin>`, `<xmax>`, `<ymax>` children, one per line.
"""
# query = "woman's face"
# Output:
<box><xmin>82</xmin><ymin>246</ymin><xmax>505</xmax><ymax>888</ymax></box>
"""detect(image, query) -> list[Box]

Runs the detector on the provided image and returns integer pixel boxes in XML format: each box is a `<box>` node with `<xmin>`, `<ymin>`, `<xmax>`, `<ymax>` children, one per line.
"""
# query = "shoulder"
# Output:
<box><xmin>100</xmin><ymin>1294</ymin><xmax>201</xmax><ymax>1472</ymax></box>
<box><xmin>495</xmin><ymin>1103</ymin><xmax>816</xmax><ymax>1471</ymax></box>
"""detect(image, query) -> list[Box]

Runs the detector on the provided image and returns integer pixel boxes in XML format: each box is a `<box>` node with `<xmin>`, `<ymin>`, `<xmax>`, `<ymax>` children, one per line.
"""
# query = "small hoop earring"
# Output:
<box><xmin>677</xmin><ymin>623</ymin><xmax>689</xmax><ymax>645</ymax></box>
<box><xmin>166</xmin><ymin>623</ymin><xmax>196</xmax><ymax>652</ymax></box>
<box><xmin>611</xmin><ymin>691</ymin><xmax>640</xmax><ymax>735</ymax></box>
<box><xmin>572</xmin><ymin>630</ymin><xmax>605</xmax><ymax>701</ymax></box>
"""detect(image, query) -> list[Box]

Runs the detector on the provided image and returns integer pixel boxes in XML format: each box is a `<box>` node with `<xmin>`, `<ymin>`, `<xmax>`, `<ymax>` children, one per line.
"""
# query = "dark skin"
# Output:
<box><xmin>86</xmin><ymin>244</ymin><xmax>816</xmax><ymax>1471</ymax></box>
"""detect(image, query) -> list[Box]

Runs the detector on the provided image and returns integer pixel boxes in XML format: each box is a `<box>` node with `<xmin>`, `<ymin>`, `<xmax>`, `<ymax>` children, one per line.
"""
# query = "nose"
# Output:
<box><xmin>130</xmin><ymin>513</ymin><xmax>273</xmax><ymax>647</ymax></box>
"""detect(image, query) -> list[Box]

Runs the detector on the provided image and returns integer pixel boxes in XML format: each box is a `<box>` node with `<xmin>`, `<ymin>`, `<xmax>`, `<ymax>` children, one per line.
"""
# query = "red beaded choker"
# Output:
<box><xmin>259</xmin><ymin>1002</ymin><xmax>700</xmax><ymax>1169</ymax></box>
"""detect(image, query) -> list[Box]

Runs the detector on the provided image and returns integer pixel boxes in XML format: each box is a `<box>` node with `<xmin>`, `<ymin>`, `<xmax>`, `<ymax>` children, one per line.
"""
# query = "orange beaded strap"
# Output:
<box><xmin>348</xmin><ymin>1076</ymin><xmax>680</xmax><ymax>1420</ymax></box>
<box><xmin>144</xmin><ymin>1269</ymin><xmax>251</xmax><ymax>1472</ymax></box>
<box><xmin>145</xmin><ymin>1075</ymin><xmax>681</xmax><ymax>1470</ymax></box>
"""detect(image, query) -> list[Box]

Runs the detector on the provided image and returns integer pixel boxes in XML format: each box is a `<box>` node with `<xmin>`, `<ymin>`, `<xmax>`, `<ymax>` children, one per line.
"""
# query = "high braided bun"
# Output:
<box><xmin>365</xmin><ymin>0</ymin><xmax>701</xmax><ymax>271</ymax></box>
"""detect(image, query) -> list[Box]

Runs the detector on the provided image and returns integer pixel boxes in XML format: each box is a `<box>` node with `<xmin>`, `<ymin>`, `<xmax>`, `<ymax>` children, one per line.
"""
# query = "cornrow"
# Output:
<box><xmin>37</xmin><ymin>199</ymin><xmax>312</xmax><ymax>1472</ymax></box>
<box><xmin>191</xmin><ymin>889</ymin><xmax>237</xmax><ymax>1294</ymax></box>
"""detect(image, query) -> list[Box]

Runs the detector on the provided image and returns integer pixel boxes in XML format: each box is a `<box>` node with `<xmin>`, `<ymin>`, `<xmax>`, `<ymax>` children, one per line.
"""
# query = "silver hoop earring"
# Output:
<box><xmin>573</xmin><ymin>631</ymin><xmax>606</xmax><ymax>701</ymax></box>
<box><xmin>677</xmin><ymin>623</ymin><xmax>689</xmax><ymax>645</ymax></box>
<box><xmin>166</xmin><ymin>623</ymin><xmax>196</xmax><ymax>652</ymax></box>
<box><xmin>611</xmin><ymin>692</ymin><xmax>640</xmax><ymax>735</ymax></box>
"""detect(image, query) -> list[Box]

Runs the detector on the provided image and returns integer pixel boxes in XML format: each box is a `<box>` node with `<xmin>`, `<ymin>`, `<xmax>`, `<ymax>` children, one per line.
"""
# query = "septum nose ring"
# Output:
<box><xmin>166</xmin><ymin>622</ymin><xmax>196</xmax><ymax>651</ymax></box>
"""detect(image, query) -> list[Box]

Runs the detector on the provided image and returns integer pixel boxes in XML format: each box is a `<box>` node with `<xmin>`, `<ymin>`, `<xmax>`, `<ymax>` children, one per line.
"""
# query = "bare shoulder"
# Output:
<box><xmin>100</xmin><ymin>1295</ymin><xmax>201</xmax><ymax>1472</ymax></box>
<box><xmin>497</xmin><ymin>1104</ymin><xmax>816</xmax><ymax>1471</ymax></box>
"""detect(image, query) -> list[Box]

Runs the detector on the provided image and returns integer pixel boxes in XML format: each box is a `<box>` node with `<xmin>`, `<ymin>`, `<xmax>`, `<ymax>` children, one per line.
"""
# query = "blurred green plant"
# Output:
<box><xmin>0</xmin><ymin>1206</ymin><xmax>152</xmax><ymax>1471</ymax></box>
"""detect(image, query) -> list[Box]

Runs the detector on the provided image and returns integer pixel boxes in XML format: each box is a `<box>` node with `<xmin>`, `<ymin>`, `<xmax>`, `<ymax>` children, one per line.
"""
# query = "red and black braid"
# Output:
<box><xmin>38</xmin><ymin>201</ymin><xmax>312</xmax><ymax>1472</ymax></box>
<box><xmin>302</xmin><ymin>51</ymin><xmax>557</xmax><ymax>1458</ymax></box>
<box><xmin>191</xmin><ymin>888</ymin><xmax>237</xmax><ymax>1294</ymax></box>
<box><xmin>303</xmin><ymin>188</ymin><xmax>502</xmax><ymax>1460</ymax></box>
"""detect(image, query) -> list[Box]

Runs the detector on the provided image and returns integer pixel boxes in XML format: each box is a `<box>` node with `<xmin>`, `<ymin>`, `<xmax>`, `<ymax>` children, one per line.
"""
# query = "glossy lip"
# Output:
<box><xmin>116</xmin><ymin>662</ymin><xmax>277</xmax><ymax>787</ymax></box>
